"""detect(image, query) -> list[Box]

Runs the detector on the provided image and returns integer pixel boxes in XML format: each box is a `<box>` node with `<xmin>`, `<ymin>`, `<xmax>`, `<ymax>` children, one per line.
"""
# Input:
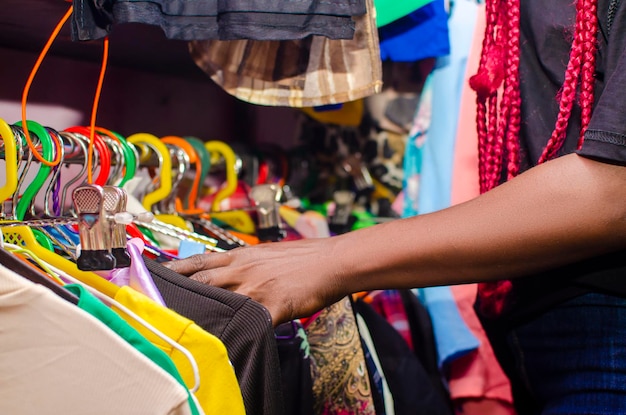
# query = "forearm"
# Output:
<box><xmin>334</xmin><ymin>154</ymin><xmax>626</xmax><ymax>292</ymax></box>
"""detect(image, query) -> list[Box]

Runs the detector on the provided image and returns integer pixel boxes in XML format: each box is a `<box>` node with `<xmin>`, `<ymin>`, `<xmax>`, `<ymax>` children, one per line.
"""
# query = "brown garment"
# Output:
<box><xmin>188</xmin><ymin>0</ymin><xmax>382</xmax><ymax>107</ymax></box>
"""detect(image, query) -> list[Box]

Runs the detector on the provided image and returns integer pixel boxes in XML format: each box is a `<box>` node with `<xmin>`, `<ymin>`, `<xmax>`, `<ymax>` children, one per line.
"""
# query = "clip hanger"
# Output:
<box><xmin>72</xmin><ymin>184</ymin><xmax>116</xmax><ymax>271</ymax></box>
<box><xmin>250</xmin><ymin>184</ymin><xmax>285</xmax><ymax>242</ymax></box>
<box><xmin>329</xmin><ymin>190</ymin><xmax>356</xmax><ymax>234</ymax></box>
<box><xmin>103</xmin><ymin>186</ymin><xmax>131</xmax><ymax>268</ymax></box>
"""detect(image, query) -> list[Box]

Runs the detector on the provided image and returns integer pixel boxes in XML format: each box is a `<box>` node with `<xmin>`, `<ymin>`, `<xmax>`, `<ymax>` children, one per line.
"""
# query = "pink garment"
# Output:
<box><xmin>448</xmin><ymin>284</ymin><xmax>514</xmax><ymax>406</ymax></box>
<box><xmin>454</xmin><ymin>398</ymin><xmax>516</xmax><ymax>415</ymax></box>
<box><xmin>450</xmin><ymin>5</ymin><xmax>483</xmax><ymax>206</ymax></box>
<box><xmin>447</xmin><ymin>8</ymin><xmax>516</xmax><ymax>412</ymax></box>
<box><xmin>100</xmin><ymin>238</ymin><xmax>166</xmax><ymax>306</ymax></box>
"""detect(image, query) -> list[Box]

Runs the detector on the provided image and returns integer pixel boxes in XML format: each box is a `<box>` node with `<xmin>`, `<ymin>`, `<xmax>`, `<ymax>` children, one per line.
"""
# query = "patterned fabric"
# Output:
<box><xmin>369</xmin><ymin>290</ymin><xmax>413</xmax><ymax>351</ymax></box>
<box><xmin>188</xmin><ymin>0</ymin><xmax>382</xmax><ymax>107</ymax></box>
<box><xmin>305</xmin><ymin>297</ymin><xmax>376</xmax><ymax>415</ymax></box>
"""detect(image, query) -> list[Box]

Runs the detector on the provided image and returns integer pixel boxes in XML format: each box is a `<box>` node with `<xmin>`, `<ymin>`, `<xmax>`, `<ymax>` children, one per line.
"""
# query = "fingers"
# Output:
<box><xmin>189</xmin><ymin>269</ymin><xmax>238</xmax><ymax>288</ymax></box>
<box><xmin>164</xmin><ymin>252</ymin><xmax>230</xmax><ymax>276</ymax></box>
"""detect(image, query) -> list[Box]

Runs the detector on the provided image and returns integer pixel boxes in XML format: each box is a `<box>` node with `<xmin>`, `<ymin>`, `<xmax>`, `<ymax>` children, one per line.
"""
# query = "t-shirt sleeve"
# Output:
<box><xmin>577</xmin><ymin>25</ymin><xmax>626</xmax><ymax>165</ymax></box>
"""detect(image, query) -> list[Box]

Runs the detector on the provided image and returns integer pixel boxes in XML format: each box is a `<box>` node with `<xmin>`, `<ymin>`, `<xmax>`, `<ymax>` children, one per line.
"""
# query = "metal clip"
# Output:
<box><xmin>72</xmin><ymin>184</ymin><xmax>116</xmax><ymax>271</ymax></box>
<box><xmin>329</xmin><ymin>190</ymin><xmax>356</xmax><ymax>234</ymax></box>
<box><xmin>250</xmin><ymin>184</ymin><xmax>285</xmax><ymax>242</ymax></box>
<box><xmin>338</xmin><ymin>154</ymin><xmax>374</xmax><ymax>194</ymax></box>
<box><xmin>103</xmin><ymin>186</ymin><xmax>131</xmax><ymax>268</ymax></box>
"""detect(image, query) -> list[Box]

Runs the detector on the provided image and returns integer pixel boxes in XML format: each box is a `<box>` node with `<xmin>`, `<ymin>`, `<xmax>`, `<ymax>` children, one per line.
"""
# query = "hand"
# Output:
<box><xmin>164</xmin><ymin>238</ymin><xmax>349</xmax><ymax>326</ymax></box>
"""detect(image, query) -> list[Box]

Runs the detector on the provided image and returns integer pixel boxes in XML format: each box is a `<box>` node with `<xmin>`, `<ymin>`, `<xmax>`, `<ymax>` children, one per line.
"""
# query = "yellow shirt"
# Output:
<box><xmin>113</xmin><ymin>286</ymin><xmax>245</xmax><ymax>415</ymax></box>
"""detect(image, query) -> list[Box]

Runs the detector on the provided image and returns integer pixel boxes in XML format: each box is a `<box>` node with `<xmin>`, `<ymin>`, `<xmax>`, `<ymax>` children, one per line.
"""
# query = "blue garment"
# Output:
<box><xmin>417</xmin><ymin>0</ymin><xmax>478</xmax><ymax>214</ymax></box>
<box><xmin>491</xmin><ymin>293</ymin><xmax>626</xmax><ymax>415</ymax></box>
<box><xmin>415</xmin><ymin>287</ymin><xmax>480</xmax><ymax>368</ymax></box>
<box><xmin>402</xmin><ymin>1</ymin><xmax>480</xmax><ymax>371</ymax></box>
<box><xmin>378</xmin><ymin>0</ymin><xmax>450</xmax><ymax>62</ymax></box>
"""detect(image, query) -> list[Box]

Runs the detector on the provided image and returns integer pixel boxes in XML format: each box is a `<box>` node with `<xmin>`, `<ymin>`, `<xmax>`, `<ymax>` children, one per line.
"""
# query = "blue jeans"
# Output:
<box><xmin>498</xmin><ymin>293</ymin><xmax>626</xmax><ymax>415</ymax></box>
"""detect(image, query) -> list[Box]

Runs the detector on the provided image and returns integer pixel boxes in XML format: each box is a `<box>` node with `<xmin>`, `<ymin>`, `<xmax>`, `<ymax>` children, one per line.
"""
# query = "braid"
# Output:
<box><xmin>472</xmin><ymin>0</ymin><xmax>598</xmax><ymax>317</ymax></box>
<box><xmin>502</xmin><ymin>0</ymin><xmax>521</xmax><ymax>179</ymax></box>
<box><xmin>486</xmin><ymin>94</ymin><xmax>503</xmax><ymax>190</ymax></box>
<box><xmin>476</xmin><ymin>99</ymin><xmax>489</xmax><ymax>192</ymax></box>
<box><xmin>472</xmin><ymin>0</ymin><xmax>505</xmax><ymax>193</ymax></box>
<box><xmin>578</xmin><ymin>0</ymin><xmax>599</xmax><ymax>148</ymax></box>
<box><xmin>470</xmin><ymin>0</ymin><xmax>507</xmax><ymax>193</ymax></box>
<box><xmin>538</xmin><ymin>0</ymin><xmax>596</xmax><ymax>163</ymax></box>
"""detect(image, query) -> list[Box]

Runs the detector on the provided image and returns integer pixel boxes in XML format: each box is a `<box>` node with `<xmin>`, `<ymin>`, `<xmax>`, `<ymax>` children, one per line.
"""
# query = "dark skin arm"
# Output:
<box><xmin>166</xmin><ymin>154</ymin><xmax>626</xmax><ymax>325</ymax></box>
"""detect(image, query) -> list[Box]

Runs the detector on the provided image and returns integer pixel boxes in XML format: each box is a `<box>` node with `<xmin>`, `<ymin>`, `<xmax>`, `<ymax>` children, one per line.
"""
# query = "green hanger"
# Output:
<box><xmin>185</xmin><ymin>136</ymin><xmax>211</xmax><ymax>190</ymax></box>
<box><xmin>15</xmin><ymin>120</ymin><xmax>53</xmax><ymax>221</ymax></box>
<box><xmin>96</xmin><ymin>127</ymin><xmax>138</xmax><ymax>187</ymax></box>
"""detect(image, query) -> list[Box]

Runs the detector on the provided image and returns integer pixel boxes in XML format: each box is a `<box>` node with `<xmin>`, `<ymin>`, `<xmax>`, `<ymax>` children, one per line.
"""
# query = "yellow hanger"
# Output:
<box><xmin>127</xmin><ymin>133</ymin><xmax>172</xmax><ymax>211</ymax></box>
<box><xmin>2</xmin><ymin>225</ymin><xmax>119</xmax><ymax>298</ymax></box>
<box><xmin>3</xmin><ymin>242</ymin><xmax>65</xmax><ymax>285</ymax></box>
<box><xmin>151</xmin><ymin>136</ymin><xmax>194</xmax><ymax>231</ymax></box>
<box><xmin>204</xmin><ymin>141</ymin><xmax>255</xmax><ymax>234</ymax></box>
<box><xmin>0</xmin><ymin>118</ymin><xmax>18</xmax><ymax>211</ymax></box>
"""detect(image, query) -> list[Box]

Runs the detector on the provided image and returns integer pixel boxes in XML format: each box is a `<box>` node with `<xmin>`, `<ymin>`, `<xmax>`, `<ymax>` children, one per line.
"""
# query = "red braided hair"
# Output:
<box><xmin>470</xmin><ymin>0</ymin><xmax>599</xmax><ymax>316</ymax></box>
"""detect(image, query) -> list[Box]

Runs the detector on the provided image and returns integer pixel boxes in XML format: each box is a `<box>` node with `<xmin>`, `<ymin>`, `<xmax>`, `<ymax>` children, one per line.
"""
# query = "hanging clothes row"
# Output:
<box><xmin>1</xmin><ymin>110</ymin><xmax>478</xmax><ymax>415</ymax></box>
<box><xmin>0</xmin><ymin>115</ymin><xmax>439</xmax><ymax>415</ymax></box>
<box><xmin>0</xmin><ymin>1</ymin><xmax>510</xmax><ymax>414</ymax></box>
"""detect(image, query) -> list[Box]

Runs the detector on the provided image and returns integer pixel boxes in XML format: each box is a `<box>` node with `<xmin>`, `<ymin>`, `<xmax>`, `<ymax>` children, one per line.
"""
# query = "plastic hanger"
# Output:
<box><xmin>136</xmin><ymin>218</ymin><xmax>224</xmax><ymax>253</ymax></box>
<box><xmin>178</xmin><ymin>137</ymin><xmax>249</xmax><ymax>247</ymax></box>
<box><xmin>0</xmin><ymin>247</ymin><xmax>79</xmax><ymax>304</ymax></box>
<box><xmin>96</xmin><ymin>127</ymin><xmax>138</xmax><ymax>187</ymax></box>
<box><xmin>136</xmin><ymin>136</ymin><xmax>194</xmax><ymax>232</ymax></box>
<box><xmin>0</xmin><ymin>118</ymin><xmax>18</xmax><ymax>212</ymax></box>
<box><xmin>159</xmin><ymin>138</ymin><xmax>191</xmax><ymax>215</ymax></box>
<box><xmin>58</xmin><ymin>131</ymin><xmax>91</xmax><ymax>215</ymax></box>
<box><xmin>103</xmin><ymin>136</ymin><xmax>125</xmax><ymax>186</ymax></box>
<box><xmin>204</xmin><ymin>141</ymin><xmax>238</xmax><ymax>211</ymax></box>
<box><xmin>14</xmin><ymin>120</ymin><xmax>53</xmax><ymax>221</ymax></box>
<box><xmin>184</xmin><ymin>136</ymin><xmax>211</xmax><ymax>200</ymax></box>
<box><xmin>161</xmin><ymin>136</ymin><xmax>203</xmax><ymax>213</ymax></box>
<box><xmin>64</xmin><ymin>126</ymin><xmax>112</xmax><ymax>186</ymax></box>
<box><xmin>0</xmin><ymin>124</ymin><xmax>57</xmax><ymax>253</ymax></box>
<box><xmin>42</xmin><ymin>128</ymin><xmax>66</xmax><ymax>217</ymax></box>
<box><xmin>3</xmin><ymin>242</ymin><xmax>65</xmax><ymax>285</ymax></box>
<box><xmin>204</xmin><ymin>141</ymin><xmax>256</xmax><ymax>234</ymax></box>
<box><xmin>126</xmin><ymin>133</ymin><xmax>212</xmax><ymax>248</ymax></box>
<box><xmin>35</xmin><ymin>130</ymin><xmax>82</xmax><ymax>257</ymax></box>
<box><xmin>127</xmin><ymin>133</ymin><xmax>172</xmax><ymax>211</ymax></box>
<box><xmin>1</xmin><ymin>224</ymin><xmax>117</xmax><ymax>296</ymax></box>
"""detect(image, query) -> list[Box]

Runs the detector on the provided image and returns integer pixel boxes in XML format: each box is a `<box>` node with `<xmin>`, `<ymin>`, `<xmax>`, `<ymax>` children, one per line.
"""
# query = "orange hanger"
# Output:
<box><xmin>161</xmin><ymin>136</ymin><xmax>203</xmax><ymax>213</ymax></box>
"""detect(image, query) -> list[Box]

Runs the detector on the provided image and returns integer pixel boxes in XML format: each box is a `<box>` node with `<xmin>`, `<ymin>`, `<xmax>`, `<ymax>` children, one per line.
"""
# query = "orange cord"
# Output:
<box><xmin>87</xmin><ymin>36</ymin><xmax>110</xmax><ymax>184</ymax></box>
<box><xmin>21</xmin><ymin>6</ymin><xmax>73</xmax><ymax>167</ymax></box>
<box><xmin>21</xmin><ymin>4</ymin><xmax>110</xmax><ymax>182</ymax></box>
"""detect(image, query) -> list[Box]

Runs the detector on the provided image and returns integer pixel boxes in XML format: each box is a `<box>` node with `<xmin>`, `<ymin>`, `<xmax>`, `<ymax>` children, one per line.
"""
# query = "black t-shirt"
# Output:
<box><xmin>486</xmin><ymin>0</ymin><xmax>626</xmax><ymax>323</ymax></box>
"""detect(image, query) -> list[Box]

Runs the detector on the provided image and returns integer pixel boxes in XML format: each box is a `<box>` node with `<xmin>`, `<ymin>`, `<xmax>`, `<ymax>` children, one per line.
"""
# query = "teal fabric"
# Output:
<box><xmin>374</xmin><ymin>0</ymin><xmax>435</xmax><ymax>27</ymax></box>
<box><xmin>64</xmin><ymin>284</ymin><xmax>199</xmax><ymax>415</ymax></box>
